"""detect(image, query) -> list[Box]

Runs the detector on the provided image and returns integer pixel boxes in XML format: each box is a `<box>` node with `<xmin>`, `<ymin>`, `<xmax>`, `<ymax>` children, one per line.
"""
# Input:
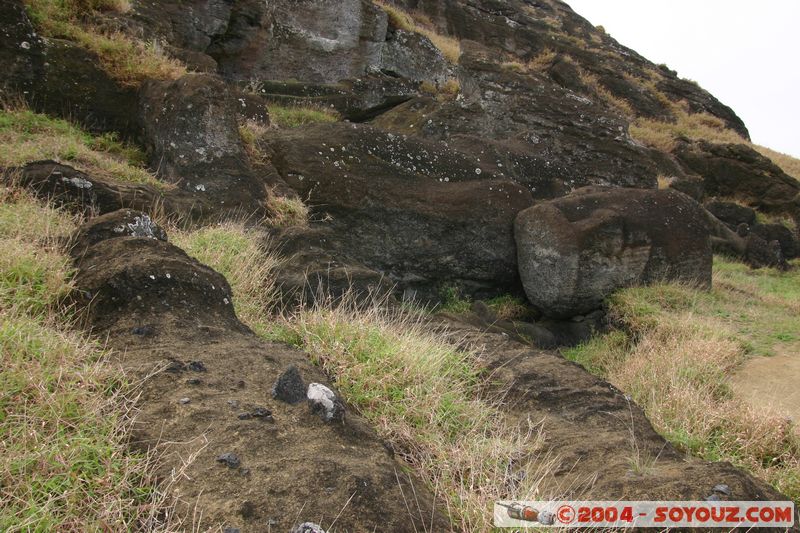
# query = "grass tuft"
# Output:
<box><xmin>267</xmin><ymin>104</ymin><xmax>340</xmax><ymax>129</ymax></box>
<box><xmin>170</xmin><ymin>222</ymin><xmax>282</xmax><ymax>337</ymax></box>
<box><xmin>264</xmin><ymin>193</ymin><xmax>309</xmax><ymax>228</ymax></box>
<box><xmin>563</xmin><ymin>257</ymin><xmax>800</xmax><ymax>501</ymax></box>
<box><xmin>0</xmin><ymin>106</ymin><xmax>165</xmax><ymax>188</ymax></box>
<box><xmin>373</xmin><ymin>1</ymin><xmax>461</xmax><ymax>63</ymax></box>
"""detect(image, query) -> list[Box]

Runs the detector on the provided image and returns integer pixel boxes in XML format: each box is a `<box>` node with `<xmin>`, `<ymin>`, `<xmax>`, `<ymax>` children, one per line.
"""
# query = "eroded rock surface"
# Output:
<box><xmin>438</xmin><ymin>316</ymin><xmax>789</xmax><ymax>504</ymax></box>
<box><xmin>263</xmin><ymin>122</ymin><xmax>534</xmax><ymax>300</ymax></box>
<box><xmin>139</xmin><ymin>73</ymin><xmax>267</xmax><ymax>215</ymax></box>
<box><xmin>69</xmin><ymin>210</ymin><xmax>450</xmax><ymax>532</ymax></box>
<box><xmin>515</xmin><ymin>188</ymin><xmax>712</xmax><ymax>318</ymax></box>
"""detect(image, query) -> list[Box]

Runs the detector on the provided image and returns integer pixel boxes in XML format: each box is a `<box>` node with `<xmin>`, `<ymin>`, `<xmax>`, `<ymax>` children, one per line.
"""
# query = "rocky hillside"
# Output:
<box><xmin>2</xmin><ymin>0</ymin><xmax>800</xmax><ymax>531</ymax></box>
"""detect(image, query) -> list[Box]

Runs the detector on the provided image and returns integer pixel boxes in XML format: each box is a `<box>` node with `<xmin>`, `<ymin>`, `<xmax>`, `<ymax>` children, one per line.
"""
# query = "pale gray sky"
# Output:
<box><xmin>565</xmin><ymin>0</ymin><xmax>800</xmax><ymax>157</ymax></box>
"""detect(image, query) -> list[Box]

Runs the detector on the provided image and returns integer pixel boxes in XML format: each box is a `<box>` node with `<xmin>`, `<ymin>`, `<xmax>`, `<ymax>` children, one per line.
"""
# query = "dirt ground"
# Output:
<box><xmin>731</xmin><ymin>343</ymin><xmax>800</xmax><ymax>425</ymax></box>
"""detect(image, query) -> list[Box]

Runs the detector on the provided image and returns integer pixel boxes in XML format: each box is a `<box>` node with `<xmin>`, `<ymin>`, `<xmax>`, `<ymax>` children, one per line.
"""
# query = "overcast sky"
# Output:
<box><xmin>565</xmin><ymin>0</ymin><xmax>800</xmax><ymax>158</ymax></box>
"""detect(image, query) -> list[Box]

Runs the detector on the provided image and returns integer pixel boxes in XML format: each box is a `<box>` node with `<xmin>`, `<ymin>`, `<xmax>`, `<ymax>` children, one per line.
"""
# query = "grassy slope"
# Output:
<box><xmin>564</xmin><ymin>257</ymin><xmax>800</xmax><ymax>501</ymax></box>
<box><xmin>0</xmin><ymin>189</ymin><xmax>168</xmax><ymax>531</ymax></box>
<box><xmin>0</xmin><ymin>107</ymin><xmax>165</xmax><ymax>188</ymax></box>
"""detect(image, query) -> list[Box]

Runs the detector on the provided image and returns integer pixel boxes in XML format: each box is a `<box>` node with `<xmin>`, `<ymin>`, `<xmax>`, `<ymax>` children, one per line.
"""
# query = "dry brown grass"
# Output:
<box><xmin>526</xmin><ymin>49</ymin><xmax>558</xmax><ymax>71</ymax></box>
<box><xmin>24</xmin><ymin>0</ymin><xmax>185</xmax><ymax>86</ymax></box>
<box><xmin>656</xmin><ymin>175</ymin><xmax>675</xmax><ymax>190</ymax></box>
<box><xmin>630</xmin><ymin>107</ymin><xmax>747</xmax><ymax>152</ymax></box>
<box><xmin>565</xmin><ymin>259</ymin><xmax>800</xmax><ymax>501</ymax></box>
<box><xmin>753</xmin><ymin>145</ymin><xmax>800</xmax><ymax>180</ymax></box>
<box><xmin>0</xmin><ymin>106</ymin><xmax>166</xmax><ymax>188</ymax></box>
<box><xmin>578</xmin><ymin>69</ymin><xmax>635</xmax><ymax>117</ymax></box>
<box><xmin>373</xmin><ymin>0</ymin><xmax>461</xmax><ymax>63</ymax></box>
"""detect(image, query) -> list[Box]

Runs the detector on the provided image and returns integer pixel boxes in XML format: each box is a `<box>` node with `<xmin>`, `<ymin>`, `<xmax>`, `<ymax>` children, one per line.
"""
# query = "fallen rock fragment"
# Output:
<box><xmin>307</xmin><ymin>383</ymin><xmax>345</xmax><ymax>422</ymax></box>
<box><xmin>272</xmin><ymin>364</ymin><xmax>306</xmax><ymax>404</ymax></box>
<box><xmin>216</xmin><ymin>453</ymin><xmax>241</xmax><ymax>469</ymax></box>
<box><xmin>290</xmin><ymin>522</ymin><xmax>326</xmax><ymax>533</ymax></box>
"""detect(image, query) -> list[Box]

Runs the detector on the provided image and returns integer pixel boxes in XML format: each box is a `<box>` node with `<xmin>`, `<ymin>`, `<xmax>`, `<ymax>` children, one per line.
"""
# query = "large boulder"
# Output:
<box><xmin>515</xmin><ymin>188</ymin><xmax>712</xmax><ymax>318</ymax></box>
<box><xmin>139</xmin><ymin>73</ymin><xmax>267</xmax><ymax>216</ymax></box>
<box><xmin>261</xmin><ymin>122</ymin><xmax>534</xmax><ymax>301</ymax></box>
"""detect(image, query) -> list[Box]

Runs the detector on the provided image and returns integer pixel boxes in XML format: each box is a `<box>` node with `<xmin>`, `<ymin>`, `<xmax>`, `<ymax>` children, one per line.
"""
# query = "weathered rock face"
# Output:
<box><xmin>0</xmin><ymin>0</ymin><xmax>139</xmax><ymax>136</ymax></box>
<box><xmin>676</xmin><ymin>141</ymin><xmax>800</xmax><ymax>218</ymax></box>
<box><xmin>705</xmin><ymin>199</ymin><xmax>757</xmax><ymax>228</ymax></box>
<box><xmin>70</xmin><ymin>210</ymin><xmax>450</xmax><ymax>532</ymax></box>
<box><xmin>393</xmin><ymin>0</ymin><xmax>749</xmax><ymax>137</ymax></box>
<box><xmin>371</xmin><ymin>42</ymin><xmax>679</xmax><ymax>199</ymax></box>
<box><xmin>515</xmin><ymin>188</ymin><xmax>712</xmax><ymax>318</ymax></box>
<box><xmin>380</xmin><ymin>29</ymin><xmax>452</xmax><ymax>84</ymax></box>
<box><xmin>129</xmin><ymin>0</ymin><xmax>388</xmax><ymax>83</ymax></box>
<box><xmin>139</xmin><ymin>73</ymin><xmax>267</xmax><ymax>215</ymax></box>
<box><xmin>262</xmin><ymin>122</ymin><xmax>534</xmax><ymax>300</ymax></box>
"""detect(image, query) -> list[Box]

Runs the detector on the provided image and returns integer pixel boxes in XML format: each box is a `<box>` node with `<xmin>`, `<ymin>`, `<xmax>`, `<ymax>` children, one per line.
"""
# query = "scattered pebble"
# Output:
<box><xmin>272</xmin><ymin>365</ymin><xmax>306</xmax><ymax>404</ymax></box>
<box><xmin>187</xmin><ymin>361</ymin><xmax>207</xmax><ymax>372</ymax></box>
<box><xmin>216</xmin><ymin>452</ymin><xmax>240</xmax><ymax>469</ymax></box>
<box><xmin>712</xmin><ymin>483</ymin><xmax>731</xmax><ymax>496</ymax></box>
<box><xmin>131</xmin><ymin>325</ymin><xmax>155</xmax><ymax>336</ymax></box>
<box><xmin>251</xmin><ymin>407</ymin><xmax>272</xmax><ymax>420</ymax></box>
<box><xmin>178</xmin><ymin>397</ymin><xmax>190</xmax><ymax>405</ymax></box>
<box><xmin>291</xmin><ymin>523</ymin><xmax>326</xmax><ymax>533</ymax></box>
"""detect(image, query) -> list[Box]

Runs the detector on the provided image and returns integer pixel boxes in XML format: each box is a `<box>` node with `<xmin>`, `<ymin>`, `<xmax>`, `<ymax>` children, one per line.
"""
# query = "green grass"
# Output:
<box><xmin>266</xmin><ymin>297</ymin><xmax>545</xmax><ymax>531</ymax></box>
<box><xmin>23</xmin><ymin>0</ymin><xmax>185</xmax><ymax>86</ymax></box>
<box><xmin>1</xmin><ymin>107</ymin><xmax>165</xmax><ymax>188</ymax></box>
<box><xmin>563</xmin><ymin>256</ymin><xmax>800</xmax><ymax>501</ymax></box>
<box><xmin>266</xmin><ymin>104</ymin><xmax>340</xmax><ymax>128</ymax></box>
<box><xmin>0</xmin><ymin>188</ymin><xmax>168</xmax><ymax>531</ymax></box>
<box><xmin>170</xmin><ymin>223</ymin><xmax>281</xmax><ymax>337</ymax></box>
<box><xmin>437</xmin><ymin>286</ymin><xmax>531</xmax><ymax>321</ymax></box>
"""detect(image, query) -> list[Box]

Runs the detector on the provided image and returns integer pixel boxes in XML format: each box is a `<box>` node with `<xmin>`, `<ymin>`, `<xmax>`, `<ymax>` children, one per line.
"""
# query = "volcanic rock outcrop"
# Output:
<box><xmin>515</xmin><ymin>188</ymin><xmax>713</xmax><ymax>318</ymax></box>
